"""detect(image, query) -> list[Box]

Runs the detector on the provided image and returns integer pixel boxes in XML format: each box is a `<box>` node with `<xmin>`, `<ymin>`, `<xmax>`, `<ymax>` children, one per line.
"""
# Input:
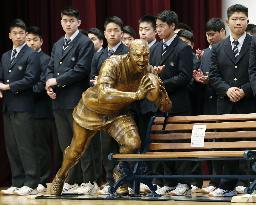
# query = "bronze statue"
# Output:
<box><xmin>50</xmin><ymin>39</ymin><xmax>171</xmax><ymax>196</ymax></box>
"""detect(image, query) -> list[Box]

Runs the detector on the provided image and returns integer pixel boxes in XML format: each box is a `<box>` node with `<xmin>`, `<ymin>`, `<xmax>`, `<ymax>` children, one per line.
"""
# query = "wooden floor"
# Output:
<box><xmin>0</xmin><ymin>194</ymin><xmax>245</xmax><ymax>205</ymax></box>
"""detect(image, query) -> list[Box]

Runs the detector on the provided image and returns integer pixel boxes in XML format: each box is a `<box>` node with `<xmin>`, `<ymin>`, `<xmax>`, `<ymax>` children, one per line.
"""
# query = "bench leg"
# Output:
<box><xmin>246</xmin><ymin>179</ymin><xmax>256</xmax><ymax>194</ymax></box>
<box><xmin>132</xmin><ymin>162</ymin><xmax>159</xmax><ymax>197</ymax></box>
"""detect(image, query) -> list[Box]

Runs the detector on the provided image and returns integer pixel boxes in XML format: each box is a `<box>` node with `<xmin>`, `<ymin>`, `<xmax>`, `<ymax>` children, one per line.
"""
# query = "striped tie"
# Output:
<box><xmin>10</xmin><ymin>49</ymin><xmax>17</xmax><ymax>64</ymax></box>
<box><xmin>232</xmin><ymin>40</ymin><xmax>239</xmax><ymax>59</ymax></box>
<box><xmin>63</xmin><ymin>38</ymin><xmax>71</xmax><ymax>50</ymax></box>
<box><xmin>162</xmin><ymin>42</ymin><xmax>168</xmax><ymax>56</ymax></box>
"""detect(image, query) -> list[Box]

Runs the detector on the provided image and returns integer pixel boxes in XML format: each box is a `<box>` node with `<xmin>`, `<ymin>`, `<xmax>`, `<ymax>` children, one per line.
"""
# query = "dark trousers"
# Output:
<box><xmin>81</xmin><ymin>133</ymin><xmax>101</xmax><ymax>183</ymax></box>
<box><xmin>33</xmin><ymin>118</ymin><xmax>55</xmax><ymax>186</ymax></box>
<box><xmin>100</xmin><ymin>131</ymin><xmax>118</xmax><ymax>184</ymax></box>
<box><xmin>4</xmin><ymin>112</ymin><xmax>39</xmax><ymax>188</ymax></box>
<box><xmin>53</xmin><ymin>109</ymin><xmax>82</xmax><ymax>184</ymax></box>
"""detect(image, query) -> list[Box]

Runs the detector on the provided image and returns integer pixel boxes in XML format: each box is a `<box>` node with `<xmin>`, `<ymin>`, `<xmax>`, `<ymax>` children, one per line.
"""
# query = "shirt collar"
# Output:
<box><xmin>148</xmin><ymin>39</ymin><xmax>157</xmax><ymax>48</ymax></box>
<box><xmin>13</xmin><ymin>43</ymin><xmax>26</xmax><ymax>54</ymax></box>
<box><xmin>97</xmin><ymin>47</ymin><xmax>103</xmax><ymax>53</ymax></box>
<box><xmin>229</xmin><ymin>32</ymin><xmax>246</xmax><ymax>45</ymax></box>
<box><xmin>163</xmin><ymin>34</ymin><xmax>177</xmax><ymax>47</ymax></box>
<box><xmin>108</xmin><ymin>41</ymin><xmax>121</xmax><ymax>53</ymax></box>
<box><xmin>65</xmin><ymin>30</ymin><xmax>79</xmax><ymax>42</ymax></box>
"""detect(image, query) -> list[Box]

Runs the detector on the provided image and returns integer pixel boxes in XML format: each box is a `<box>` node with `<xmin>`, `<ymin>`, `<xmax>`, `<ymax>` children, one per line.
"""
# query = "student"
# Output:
<box><xmin>46</xmin><ymin>7</ymin><xmax>94</xmax><ymax>194</ymax></box>
<box><xmin>26</xmin><ymin>26</ymin><xmax>59</xmax><ymax>193</ymax></box>
<box><xmin>188</xmin><ymin>18</ymin><xmax>226</xmax><ymax>194</ymax></box>
<box><xmin>87</xmin><ymin>28</ymin><xmax>104</xmax><ymax>53</ymax></box>
<box><xmin>150</xmin><ymin>10</ymin><xmax>193</xmax><ymax>196</ymax></box>
<box><xmin>89</xmin><ymin>16</ymin><xmax>128</xmax><ymax>195</ymax></box>
<box><xmin>122</xmin><ymin>25</ymin><xmax>136</xmax><ymax>47</ymax></box>
<box><xmin>246</xmin><ymin>24</ymin><xmax>256</xmax><ymax>36</ymax></box>
<box><xmin>0</xmin><ymin>19</ymin><xmax>40</xmax><ymax>195</ymax></box>
<box><xmin>209</xmin><ymin>4</ymin><xmax>256</xmax><ymax>197</ymax></box>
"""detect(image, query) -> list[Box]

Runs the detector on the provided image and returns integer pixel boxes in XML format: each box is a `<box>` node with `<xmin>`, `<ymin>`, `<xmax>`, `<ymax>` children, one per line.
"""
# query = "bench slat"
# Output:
<box><xmin>162</xmin><ymin>113</ymin><xmax>256</xmax><ymax>123</ymax></box>
<box><xmin>112</xmin><ymin>151</ymin><xmax>247</xmax><ymax>159</ymax></box>
<box><xmin>163</xmin><ymin>121</ymin><xmax>256</xmax><ymax>131</ymax></box>
<box><xmin>150</xmin><ymin>131</ymin><xmax>256</xmax><ymax>140</ymax></box>
<box><xmin>149</xmin><ymin>141</ymin><xmax>256</xmax><ymax>150</ymax></box>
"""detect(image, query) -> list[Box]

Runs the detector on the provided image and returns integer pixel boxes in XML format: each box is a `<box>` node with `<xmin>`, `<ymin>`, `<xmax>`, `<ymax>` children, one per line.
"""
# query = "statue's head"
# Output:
<box><xmin>129</xmin><ymin>39</ymin><xmax>150</xmax><ymax>73</ymax></box>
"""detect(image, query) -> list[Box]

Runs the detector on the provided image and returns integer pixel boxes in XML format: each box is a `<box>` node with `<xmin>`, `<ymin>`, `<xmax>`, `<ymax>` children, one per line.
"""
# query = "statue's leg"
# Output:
<box><xmin>50</xmin><ymin>121</ymin><xmax>97</xmax><ymax>195</ymax></box>
<box><xmin>106</xmin><ymin>116</ymin><xmax>141</xmax><ymax>195</ymax></box>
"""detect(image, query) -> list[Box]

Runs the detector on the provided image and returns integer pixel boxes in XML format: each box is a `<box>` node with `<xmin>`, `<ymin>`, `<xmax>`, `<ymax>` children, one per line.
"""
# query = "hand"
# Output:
<box><xmin>135</xmin><ymin>75</ymin><xmax>155</xmax><ymax>100</ymax></box>
<box><xmin>226</xmin><ymin>87</ymin><xmax>243</xmax><ymax>102</ymax></box>
<box><xmin>196</xmin><ymin>49</ymin><xmax>204</xmax><ymax>59</ymax></box>
<box><xmin>0</xmin><ymin>82</ymin><xmax>10</xmax><ymax>91</ymax></box>
<box><xmin>193</xmin><ymin>69</ymin><xmax>208</xmax><ymax>84</ymax></box>
<box><xmin>46</xmin><ymin>87</ymin><xmax>57</xmax><ymax>99</ymax></box>
<box><xmin>0</xmin><ymin>91</ymin><xmax>3</xmax><ymax>98</ymax></box>
<box><xmin>153</xmin><ymin>65</ymin><xmax>165</xmax><ymax>74</ymax></box>
<box><xmin>46</xmin><ymin>78</ymin><xmax>57</xmax><ymax>90</ymax></box>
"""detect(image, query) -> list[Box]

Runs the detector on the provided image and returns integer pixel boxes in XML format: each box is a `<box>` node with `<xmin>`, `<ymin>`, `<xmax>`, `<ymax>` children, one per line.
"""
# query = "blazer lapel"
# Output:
<box><xmin>9</xmin><ymin>45</ymin><xmax>27</xmax><ymax>69</ymax></box>
<box><xmin>160</xmin><ymin>36</ymin><xmax>178</xmax><ymax>65</ymax></box>
<box><xmin>60</xmin><ymin>42</ymin><xmax>74</xmax><ymax>60</ymax></box>
<box><xmin>114</xmin><ymin>43</ymin><xmax>125</xmax><ymax>55</ymax></box>
<box><xmin>223</xmin><ymin>37</ymin><xmax>236</xmax><ymax>64</ymax></box>
<box><xmin>236</xmin><ymin>34</ymin><xmax>251</xmax><ymax>63</ymax></box>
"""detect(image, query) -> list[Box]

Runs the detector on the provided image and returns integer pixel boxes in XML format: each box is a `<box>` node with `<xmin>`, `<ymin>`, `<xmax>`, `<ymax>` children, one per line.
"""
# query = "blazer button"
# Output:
<box><xmin>59</xmin><ymin>61</ymin><xmax>62</xmax><ymax>64</ymax></box>
<box><xmin>57</xmin><ymin>73</ymin><xmax>60</xmax><ymax>76</ymax></box>
<box><xmin>235</xmin><ymin>65</ymin><xmax>237</xmax><ymax>68</ymax></box>
<box><xmin>234</xmin><ymin>78</ymin><xmax>237</xmax><ymax>81</ymax></box>
<box><xmin>62</xmin><ymin>85</ymin><xmax>66</xmax><ymax>88</ymax></box>
<box><xmin>6</xmin><ymin>80</ymin><xmax>9</xmax><ymax>83</ymax></box>
<box><xmin>209</xmin><ymin>96</ymin><xmax>213</xmax><ymax>99</ymax></box>
<box><xmin>9</xmin><ymin>70</ymin><xmax>11</xmax><ymax>73</ymax></box>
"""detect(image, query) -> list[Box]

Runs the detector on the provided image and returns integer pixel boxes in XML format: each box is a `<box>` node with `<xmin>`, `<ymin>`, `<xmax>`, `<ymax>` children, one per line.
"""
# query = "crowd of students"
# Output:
<box><xmin>1</xmin><ymin>3</ymin><xmax>256</xmax><ymax>198</ymax></box>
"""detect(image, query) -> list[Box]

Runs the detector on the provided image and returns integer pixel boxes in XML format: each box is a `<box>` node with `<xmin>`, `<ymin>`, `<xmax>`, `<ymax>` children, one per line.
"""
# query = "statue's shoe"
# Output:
<box><xmin>50</xmin><ymin>176</ymin><xmax>65</xmax><ymax>196</ymax></box>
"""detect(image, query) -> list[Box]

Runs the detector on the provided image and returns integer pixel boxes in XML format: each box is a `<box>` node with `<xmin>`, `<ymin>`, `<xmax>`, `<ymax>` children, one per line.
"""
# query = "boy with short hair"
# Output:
<box><xmin>46</xmin><ymin>7</ymin><xmax>94</xmax><ymax>194</ymax></box>
<box><xmin>0</xmin><ymin>19</ymin><xmax>40</xmax><ymax>196</ymax></box>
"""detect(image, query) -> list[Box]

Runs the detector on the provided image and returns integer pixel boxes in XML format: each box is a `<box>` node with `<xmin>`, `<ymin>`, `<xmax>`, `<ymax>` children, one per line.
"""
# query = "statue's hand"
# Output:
<box><xmin>135</xmin><ymin>75</ymin><xmax>155</xmax><ymax>100</ymax></box>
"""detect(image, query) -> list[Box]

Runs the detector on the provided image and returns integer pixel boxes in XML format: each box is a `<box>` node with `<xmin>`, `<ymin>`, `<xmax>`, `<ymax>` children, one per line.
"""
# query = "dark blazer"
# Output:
<box><xmin>33</xmin><ymin>51</ymin><xmax>52</xmax><ymax>118</ymax></box>
<box><xmin>150</xmin><ymin>36</ymin><xmax>193</xmax><ymax>114</ymax></box>
<box><xmin>198</xmin><ymin>48</ymin><xmax>217</xmax><ymax>115</ymax></box>
<box><xmin>90</xmin><ymin>43</ymin><xmax>128</xmax><ymax>79</ymax></box>
<box><xmin>249</xmin><ymin>36</ymin><xmax>256</xmax><ymax>96</ymax></box>
<box><xmin>0</xmin><ymin>44</ymin><xmax>40</xmax><ymax>112</ymax></box>
<box><xmin>46</xmin><ymin>32</ymin><xmax>94</xmax><ymax>110</ymax></box>
<box><xmin>209</xmin><ymin>34</ymin><xmax>256</xmax><ymax>114</ymax></box>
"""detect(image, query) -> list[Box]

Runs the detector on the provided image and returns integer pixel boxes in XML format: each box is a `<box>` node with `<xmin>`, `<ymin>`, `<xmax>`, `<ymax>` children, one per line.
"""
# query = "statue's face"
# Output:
<box><xmin>129</xmin><ymin>39</ymin><xmax>150</xmax><ymax>73</ymax></box>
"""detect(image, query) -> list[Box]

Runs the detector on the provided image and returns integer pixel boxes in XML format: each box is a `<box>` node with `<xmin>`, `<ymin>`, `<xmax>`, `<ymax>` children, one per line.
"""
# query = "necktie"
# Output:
<box><xmin>162</xmin><ymin>42</ymin><xmax>168</xmax><ymax>56</ymax></box>
<box><xmin>108</xmin><ymin>49</ymin><xmax>114</xmax><ymax>57</ymax></box>
<box><xmin>63</xmin><ymin>38</ymin><xmax>71</xmax><ymax>50</ymax></box>
<box><xmin>232</xmin><ymin>40</ymin><xmax>239</xmax><ymax>59</ymax></box>
<box><xmin>11</xmin><ymin>49</ymin><xmax>17</xmax><ymax>64</ymax></box>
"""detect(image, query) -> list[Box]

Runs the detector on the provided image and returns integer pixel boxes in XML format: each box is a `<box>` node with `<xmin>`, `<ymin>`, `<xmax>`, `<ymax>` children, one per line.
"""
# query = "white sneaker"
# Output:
<box><xmin>1</xmin><ymin>187</ymin><xmax>19</xmax><ymax>195</ymax></box>
<box><xmin>235</xmin><ymin>186</ymin><xmax>247</xmax><ymax>194</ymax></box>
<box><xmin>208</xmin><ymin>188</ymin><xmax>237</xmax><ymax>197</ymax></box>
<box><xmin>97</xmin><ymin>184</ymin><xmax>111</xmax><ymax>195</ymax></box>
<box><xmin>156</xmin><ymin>185</ymin><xmax>174</xmax><ymax>195</ymax></box>
<box><xmin>14</xmin><ymin>186</ymin><xmax>38</xmax><ymax>196</ymax></box>
<box><xmin>169</xmin><ymin>183</ymin><xmax>191</xmax><ymax>196</ymax></box>
<box><xmin>74</xmin><ymin>182</ymin><xmax>99</xmax><ymax>195</ymax></box>
<box><xmin>37</xmin><ymin>184</ymin><xmax>46</xmax><ymax>193</ymax></box>
<box><xmin>140</xmin><ymin>183</ymin><xmax>150</xmax><ymax>193</ymax></box>
<box><xmin>62</xmin><ymin>183</ymin><xmax>79</xmax><ymax>194</ymax></box>
<box><xmin>191</xmin><ymin>185</ymin><xmax>201</xmax><ymax>193</ymax></box>
<box><xmin>201</xmin><ymin>185</ymin><xmax>216</xmax><ymax>194</ymax></box>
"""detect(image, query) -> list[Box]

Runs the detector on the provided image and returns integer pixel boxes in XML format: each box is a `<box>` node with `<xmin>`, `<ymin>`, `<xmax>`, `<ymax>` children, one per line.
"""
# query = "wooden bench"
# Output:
<box><xmin>109</xmin><ymin>113</ymin><xmax>256</xmax><ymax>196</ymax></box>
